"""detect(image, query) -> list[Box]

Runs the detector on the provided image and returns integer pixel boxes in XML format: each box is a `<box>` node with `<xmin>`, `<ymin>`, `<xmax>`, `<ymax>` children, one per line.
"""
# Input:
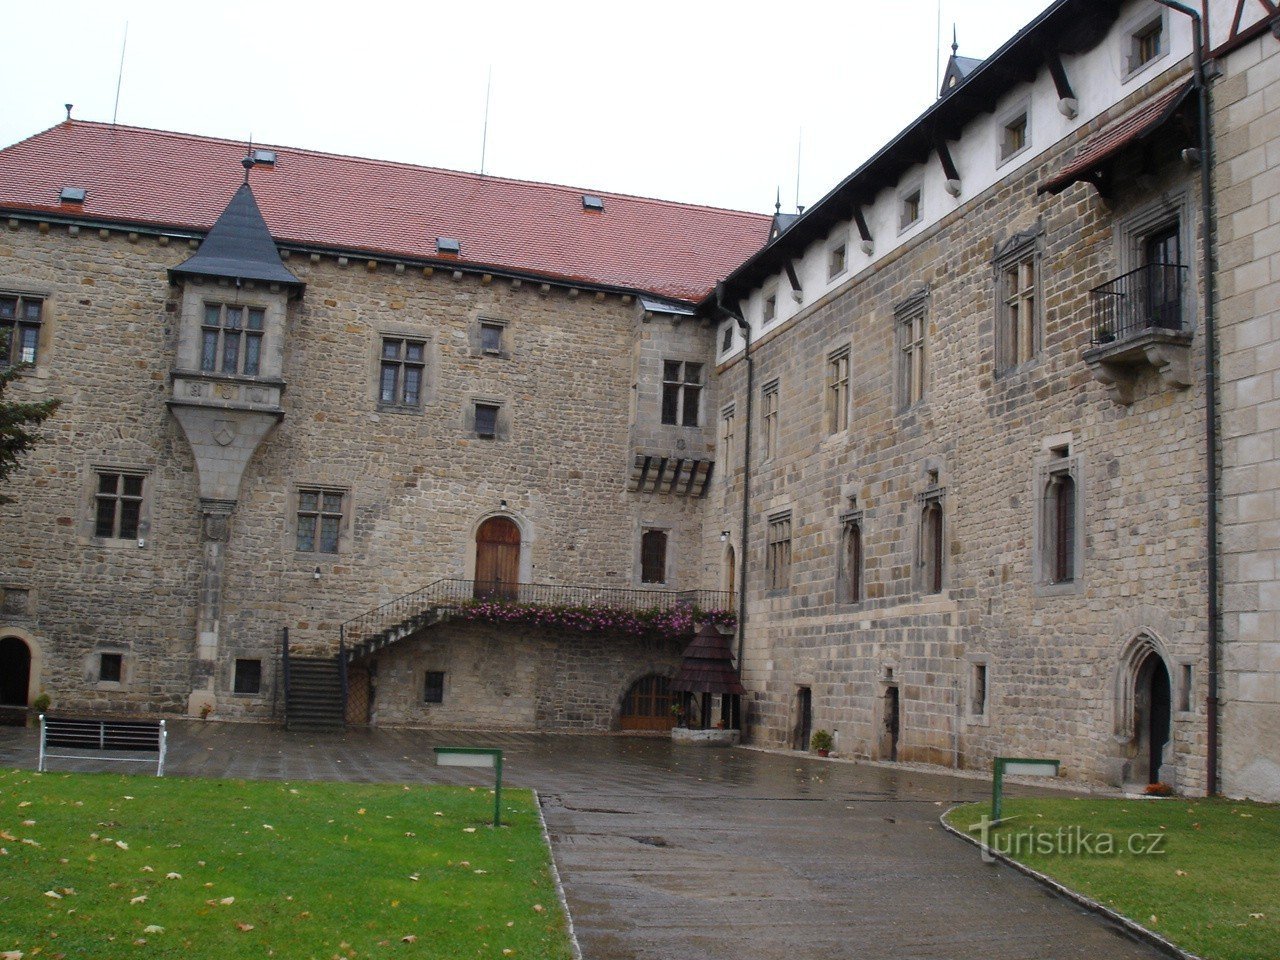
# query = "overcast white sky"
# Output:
<box><xmin>2</xmin><ymin>1</ymin><xmax>1050</xmax><ymax>214</ymax></box>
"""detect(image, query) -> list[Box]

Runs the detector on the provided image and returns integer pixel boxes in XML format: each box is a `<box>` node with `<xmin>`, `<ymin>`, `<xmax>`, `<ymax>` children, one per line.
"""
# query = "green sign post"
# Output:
<box><xmin>991</xmin><ymin>756</ymin><xmax>1060</xmax><ymax>823</ymax></box>
<box><xmin>434</xmin><ymin>747</ymin><xmax>504</xmax><ymax>827</ymax></box>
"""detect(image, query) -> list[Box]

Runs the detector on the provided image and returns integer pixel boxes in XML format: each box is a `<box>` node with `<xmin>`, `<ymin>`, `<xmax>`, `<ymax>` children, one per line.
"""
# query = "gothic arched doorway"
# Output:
<box><xmin>620</xmin><ymin>674</ymin><xmax>675</xmax><ymax>731</ymax></box>
<box><xmin>474</xmin><ymin>516</ymin><xmax>521</xmax><ymax>600</ymax></box>
<box><xmin>0</xmin><ymin>636</ymin><xmax>32</xmax><ymax>707</ymax></box>
<box><xmin>1134</xmin><ymin>652</ymin><xmax>1172</xmax><ymax>785</ymax></box>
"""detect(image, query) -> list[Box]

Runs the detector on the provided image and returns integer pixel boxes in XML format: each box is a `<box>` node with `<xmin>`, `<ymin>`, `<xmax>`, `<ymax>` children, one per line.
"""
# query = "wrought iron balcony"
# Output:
<box><xmin>1089</xmin><ymin>263</ymin><xmax>1188</xmax><ymax>344</ymax></box>
<box><xmin>1083</xmin><ymin>263</ymin><xmax>1194</xmax><ymax>405</ymax></box>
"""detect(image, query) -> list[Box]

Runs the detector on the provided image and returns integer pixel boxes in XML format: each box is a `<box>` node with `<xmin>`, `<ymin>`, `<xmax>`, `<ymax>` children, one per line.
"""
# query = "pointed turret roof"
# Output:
<box><xmin>669</xmin><ymin>622</ymin><xmax>746</xmax><ymax>695</ymax></box>
<box><xmin>169</xmin><ymin>180</ymin><xmax>302</xmax><ymax>291</ymax></box>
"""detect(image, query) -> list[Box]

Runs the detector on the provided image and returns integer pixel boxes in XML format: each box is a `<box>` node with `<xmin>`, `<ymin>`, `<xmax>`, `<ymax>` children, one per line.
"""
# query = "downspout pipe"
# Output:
<box><xmin>1153</xmin><ymin>0</ymin><xmax>1219</xmax><ymax>795</ymax></box>
<box><xmin>714</xmin><ymin>283</ymin><xmax>753</xmax><ymax>722</ymax></box>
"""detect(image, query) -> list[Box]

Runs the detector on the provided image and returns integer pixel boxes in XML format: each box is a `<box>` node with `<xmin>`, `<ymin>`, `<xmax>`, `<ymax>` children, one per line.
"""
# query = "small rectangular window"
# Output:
<box><xmin>234</xmin><ymin>658</ymin><xmax>262</xmax><ymax>695</ymax></box>
<box><xmin>1001</xmin><ymin>113</ymin><xmax>1028</xmax><ymax>160</ymax></box>
<box><xmin>828</xmin><ymin>242</ymin><xmax>848</xmax><ymax>279</ymax></box>
<box><xmin>480</xmin><ymin>322</ymin><xmax>504</xmax><ymax>354</ymax></box>
<box><xmin>424</xmin><ymin>671</ymin><xmax>445</xmax><ymax>704</ymax></box>
<box><xmin>99</xmin><ymin>653</ymin><xmax>123</xmax><ymax>683</ymax></box>
<box><xmin>1130</xmin><ymin>18</ymin><xmax>1163</xmax><ymax>71</ymax></box>
<box><xmin>379</xmin><ymin>337</ymin><xmax>426</xmax><ymax>408</ymax></box>
<box><xmin>900</xmin><ymin>188</ymin><xmax>922</xmax><ymax>230</ymax></box>
<box><xmin>721</xmin><ymin>324</ymin><xmax>734</xmax><ymax>353</ymax></box>
<box><xmin>660</xmin><ymin>360</ymin><xmax>703</xmax><ymax>426</ymax></box>
<box><xmin>296</xmin><ymin>488</ymin><xmax>345</xmax><ymax>553</ymax></box>
<box><xmin>1179</xmin><ymin>664</ymin><xmax>1193</xmax><ymax>713</ymax></box>
<box><xmin>0</xmin><ymin>294</ymin><xmax>44</xmax><ymax>366</ymax></box>
<box><xmin>762</xmin><ymin>291</ymin><xmax>777</xmax><ymax>323</ymax></box>
<box><xmin>474</xmin><ymin>403</ymin><xmax>500</xmax><ymax>439</ymax></box>
<box><xmin>640</xmin><ymin>529</ymin><xmax>668</xmax><ymax>584</ymax></box>
<box><xmin>94</xmin><ymin>471</ymin><xmax>145</xmax><ymax>540</ymax></box>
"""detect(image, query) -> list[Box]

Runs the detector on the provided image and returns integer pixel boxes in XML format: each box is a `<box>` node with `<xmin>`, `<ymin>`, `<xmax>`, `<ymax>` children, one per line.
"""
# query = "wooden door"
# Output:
<box><xmin>620</xmin><ymin>674</ymin><xmax>675</xmax><ymax>731</ymax></box>
<box><xmin>475</xmin><ymin>517</ymin><xmax>520</xmax><ymax>600</ymax></box>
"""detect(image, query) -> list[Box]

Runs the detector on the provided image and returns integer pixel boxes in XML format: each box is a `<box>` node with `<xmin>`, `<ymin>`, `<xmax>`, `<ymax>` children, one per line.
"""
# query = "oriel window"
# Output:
<box><xmin>201</xmin><ymin>303</ymin><xmax>265</xmax><ymax>376</ymax></box>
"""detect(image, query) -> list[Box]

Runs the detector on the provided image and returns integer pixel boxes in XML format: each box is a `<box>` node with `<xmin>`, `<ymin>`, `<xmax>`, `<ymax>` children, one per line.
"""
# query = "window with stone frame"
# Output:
<box><xmin>895</xmin><ymin>294</ymin><xmax>928</xmax><ymax>409</ymax></box>
<box><xmin>423</xmin><ymin>670</ymin><xmax>445</xmax><ymax>704</ymax></box>
<box><xmin>761</xmin><ymin>380</ymin><xmax>780</xmax><ymax>461</ymax></box>
<box><xmin>828</xmin><ymin>239</ymin><xmax>848</xmax><ymax>280</ymax></box>
<box><xmin>837</xmin><ymin>508</ymin><xmax>864</xmax><ymax>604</ymax></box>
<box><xmin>1127</xmin><ymin>14</ymin><xmax>1164</xmax><ymax>73</ymax></box>
<box><xmin>640</xmin><ymin>529</ymin><xmax>669</xmax><ymax>584</ymax></box>
<box><xmin>296</xmin><ymin>488</ymin><xmax>346</xmax><ymax>554</ymax></box>
<box><xmin>94</xmin><ymin>470</ymin><xmax>146</xmax><ymax>540</ymax></box>
<box><xmin>1037</xmin><ymin>445</ymin><xmax>1081</xmax><ymax>586</ymax></box>
<box><xmin>473</xmin><ymin>402</ymin><xmax>501</xmax><ymax>439</ymax></box>
<box><xmin>1000</xmin><ymin>111</ymin><xmax>1029</xmax><ymax>162</ymax></box>
<box><xmin>918</xmin><ymin>491</ymin><xmax>945</xmax><ymax>594</ymax></box>
<box><xmin>762</xmin><ymin>288</ymin><xmax>778</xmax><ymax>324</ymax></box>
<box><xmin>661</xmin><ymin>360</ymin><xmax>703</xmax><ymax>426</ymax></box>
<box><xmin>826</xmin><ymin>346</ymin><xmax>851</xmax><ymax>434</ymax></box>
<box><xmin>233</xmin><ymin>658</ymin><xmax>262</xmax><ymax>695</ymax></box>
<box><xmin>720</xmin><ymin>404</ymin><xmax>736</xmax><ymax>475</ymax></box>
<box><xmin>994</xmin><ymin>233</ymin><xmax>1041</xmax><ymax>373</ymax></box>
<box><xmin>479</xmin><ymin>321</ymin><xmax>504</xmax><ymax>355</ymax></box>
<box><xmin>899</xmin><ymin>186</ymin><xmax>922</xmax><ymax>231</ymax></box>
<box><xmin>99</xmin><ymin>652</ymin><xmax>123</xmax><ymax>684</ymax></box>
<box><xmin>201</xmin><ymin>303</ymin><xmax>265</xmax><ymax>376</ymax></box>
<box><xmin>379</xmin><ymin>337</ymin><xmax>426</xmax><ymax>408</ymax></box>
<box><xmin>0</xmin><ymin>294</ymin><xmax>43</xmax><ymax>366</ymax></box>
<box><xmin>766</xmin><ymin>512</ymin><xmax>792</xmax><ymax>592</ymax></box>
<box><xmin>970</xmin><ymin>661</ymin><xmax>988</xmax><ymax>717</ymax></box>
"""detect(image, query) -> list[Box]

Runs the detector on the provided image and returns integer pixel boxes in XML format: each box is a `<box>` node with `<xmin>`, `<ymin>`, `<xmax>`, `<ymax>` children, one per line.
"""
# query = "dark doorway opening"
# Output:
<box><xmin>1135</xmin><ymin>654</ymin><xmax>1172</xmax><ymax>784</ymax></box>
<box><xmin>620</xmin><ymin>674</ymin><xmax>675</xmax><ymax>732</ymax></box>
<box><xmin>794</xmin><ymin>686</ymin><xmax>812</xmax><ymax>750</ymax></box>
<box><xmin>474</xmin><ymin>516</ymin><xmax>520</xmax><ymax>600</ymax></box>
<box><xmin>0</xmin><ymin>636</ymin><xmax>31</xmax><ymax>708</ymax></box>
<box><xmin>883</xmin><ymin>686</ymin><xmax>900</xmax><ymax>761</ymax></box>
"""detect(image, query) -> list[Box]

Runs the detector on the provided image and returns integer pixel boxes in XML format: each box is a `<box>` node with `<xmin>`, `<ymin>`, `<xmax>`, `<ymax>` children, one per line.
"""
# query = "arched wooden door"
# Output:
<box><xmin>0</xmin><ymin>636</ymin><xmax>31</xmax><ymax>707</ymax></box>
<box><xmin>620</xmin><ymin>674</ymin><xmax>675</xmax><ymax>731</ymax></box>
<box><xmin>475</xmin><ymin>516</ymin><xmax>520</xmax><ymax>600</ymax></box>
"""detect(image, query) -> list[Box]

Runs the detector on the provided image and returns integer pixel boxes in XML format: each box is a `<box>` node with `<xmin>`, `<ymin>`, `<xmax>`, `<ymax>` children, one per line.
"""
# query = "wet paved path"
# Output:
<box><xmin>0</xmin><ymin>724</ymin><xmax>1161</xmax><ymax>960</ymax></box>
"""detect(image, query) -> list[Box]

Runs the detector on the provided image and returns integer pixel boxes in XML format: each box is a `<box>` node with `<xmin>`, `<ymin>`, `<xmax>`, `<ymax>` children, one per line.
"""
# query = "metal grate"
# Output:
<box><xmin>1090</xmin><ymin>263</ymin><xmax>1187</xmax><ymax>345</ymax></box>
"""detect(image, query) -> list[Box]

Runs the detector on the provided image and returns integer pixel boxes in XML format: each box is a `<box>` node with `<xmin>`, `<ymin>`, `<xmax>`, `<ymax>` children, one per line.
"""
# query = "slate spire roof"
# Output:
<box><xmin>169</xmin><ymin>179</ymin><xmax>303</xmax><ymax>290</ymax></box>
<box><xmin>669</xmin><ymin>622</ymin><xmax>746</xmax><ymax>696</ymax></box>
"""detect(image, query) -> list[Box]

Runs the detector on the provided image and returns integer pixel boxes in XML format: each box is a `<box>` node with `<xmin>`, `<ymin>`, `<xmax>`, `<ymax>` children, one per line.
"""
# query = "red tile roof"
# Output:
<box><xmin>1039</xmin><ymin>80</ymin><xmax>1194</xmax><ymax>195</ymax></box>
<box><xmin>0</xmin><ymin>121</ymin><xmax>771</xmax><ymax>302</ymax></box>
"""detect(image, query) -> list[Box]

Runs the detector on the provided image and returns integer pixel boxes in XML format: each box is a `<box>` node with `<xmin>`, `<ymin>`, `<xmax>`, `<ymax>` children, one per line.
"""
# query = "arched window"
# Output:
<box><xmin>839</xmin><ymin>518</ymin><xmax>863</xmax><ymax>603</ymax></box>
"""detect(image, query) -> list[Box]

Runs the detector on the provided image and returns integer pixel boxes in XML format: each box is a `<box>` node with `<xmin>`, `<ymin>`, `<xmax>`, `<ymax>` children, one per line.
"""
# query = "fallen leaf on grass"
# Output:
<box><xmin>1250</xmin><ymin>913</ymin><xmax>1265</xmax><ymax>920</ymax></box>
<box><xmin>433</xmin><ymin>812</ymin><xmax>443</xmax><ymax>817</ymax></box>
<box><xmin>20</xmin><ymin>820</ymin><xmax>35</xmax><ymax>827</ymax></box>
<box><xmin>141</xmin><ymin>866</ymin><xmax>153</xmax><ymax>873</ymax></box>
<box><xmin>44</xmin><ymin>890</ymin><xmax>63</xmax><ymax>899</ymax></box>
<box><xmin>503</xmin><ymin>951</ymin><xmax>515</xmax><ymax>956</ymax></box>
<box><xmin>130</xmin><ymin>896</ymin><xmax>147</xmax><ymax>905</ymax></box>
<box><xmin>220</xmin><ymin>897</ymin><xmax>235</xmax><ymax>906</ymax></box>
<box><xmin>356</xmin><ymin>809</ymin><xmax>366</xmax><ymax>816</ymax></box>
<box><xmin>532</xmin><ymin>904</ymin><xmax>544</xmax><ymax>914</ymax></box>
<box><xmin>165</xmin><ymin>873</ymin><xmax>182</xmax><ymax>880</ymax></box>
<box><xmin>463</xmin><ymin>828</ymin><xmax>477</xmax><ymax>834</ymax></box>
<box><xmin>1175</xmin><ymin>870</ymin><xmax>1188</xmax><ymax>876</ymax></box>
<box><xmin>0</xmin><ymin>951</ymin><xmax>21</xmax><ymax>959</ymax></box>
<box><xmin>115</xmin><ymin>841</ymin><xmax>128</xmax><ymax>850</ymax></box>
<box><xmin>143</xmin><ymin>925</ymin><xmax>164</xmax><ymax>934</ymax></box>
<box><xmin>409</xmin><ymin>874</ymin><xmax>420</xmax><ymax>882</ymax></box>
<box><xmin>401</xmin><ymin>935</ymin><xmax>417</xmax><ymax>943</ymax></box>
<box><xmin>21</xmin><ymin>838</ymin><xmax>40</xmax><ymax>847</ymax></box>
<box><xmin>17</xmin><ymin>801</ymin><xmax>30</xmax><ymax>808</ymax></box>
<box><xmin>236</xmin><ymin>922</ymin><xmax>254</xmax><ymax>932</ymax></box>
<box><xmin>262</xmin><ymin>825</ymin><xmax>274</xmax><ymax>831</ymax></box>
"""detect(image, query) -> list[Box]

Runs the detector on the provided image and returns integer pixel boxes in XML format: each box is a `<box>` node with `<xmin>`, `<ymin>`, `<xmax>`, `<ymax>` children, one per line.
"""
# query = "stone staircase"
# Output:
<box><xmin>343</xmin><ymin>607</ymin><xmax>451</xmax><ymax>663</ymax></box>
<box><xmin>284</xmin><ymin>656</ymin><xmax>345</xmax><ymax>731</ymax></box>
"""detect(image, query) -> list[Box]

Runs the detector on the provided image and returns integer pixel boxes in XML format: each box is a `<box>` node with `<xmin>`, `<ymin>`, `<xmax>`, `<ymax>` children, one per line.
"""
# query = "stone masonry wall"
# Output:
<box><xmin>0</xmin><ymin>217</ymin><xmax>707</xmax><ymax>724</ymax></box>
<box><xmin>705</xmin><ymin>68</ymin><xmax>1212</xmax><ymax>793</ymax></box>
<box><xmin>1214</xmin><ymin>28</ymin><xmax>1280</xmax><ymax>802</ymax></box>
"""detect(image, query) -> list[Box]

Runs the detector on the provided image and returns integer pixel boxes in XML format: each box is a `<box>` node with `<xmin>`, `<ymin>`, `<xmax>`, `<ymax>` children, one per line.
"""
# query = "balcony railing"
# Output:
<box><xmin>1089</xmin><ymin>263</ymin><xmax>1188</xmax><ymax>345</ymax></box>
<box><xmin>340</xmin><ymin>578</ymin><xmax>733</xmax><ymax>650</ymax></box>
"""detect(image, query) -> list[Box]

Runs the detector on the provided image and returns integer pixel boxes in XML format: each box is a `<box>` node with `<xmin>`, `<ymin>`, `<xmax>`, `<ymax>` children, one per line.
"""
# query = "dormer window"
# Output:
<box><xmin>436</xmin><ymin>237</ymin><xmax>461</xmax><ymax>255</ymax></box>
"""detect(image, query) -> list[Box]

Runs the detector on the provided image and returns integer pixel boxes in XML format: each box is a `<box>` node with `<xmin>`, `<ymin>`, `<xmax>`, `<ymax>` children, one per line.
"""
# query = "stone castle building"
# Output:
<box><xmin>1</xmin><ymin>0</ymin><xmax>1277</xmax><ymax>801</ymax></box>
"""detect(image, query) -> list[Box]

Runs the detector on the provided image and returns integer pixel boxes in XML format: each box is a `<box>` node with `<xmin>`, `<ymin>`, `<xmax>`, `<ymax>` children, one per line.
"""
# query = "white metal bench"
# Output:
<box><xmin>38</xmin><ymin>715</ymin><xmax>167</xmax><ymax>776</ymax></box>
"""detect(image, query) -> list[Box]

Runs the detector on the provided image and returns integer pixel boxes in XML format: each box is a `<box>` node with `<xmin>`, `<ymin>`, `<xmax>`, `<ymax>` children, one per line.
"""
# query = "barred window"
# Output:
<box><xmin>379</xmin><ymin>337</ymin><xmax>426</xmax><ymax>408</ymax></box>
<box><xmin>474</xmin><ymin>402</ymin><xmax>500</xmax><ymax>439</ymax></box>
<box><xmin>661</xmin><ymin>360</ymin><xmax>703</xmax><ymax>426</ymax></box>
<box><xmin>297</xmin><ymin>488</ymin><xmax>345</xmax><ymax>554</ymax></box>
<box><xmin>767</xmin><ymin>513</ymin><xmax>792</xmax><ymax>591</ymax></box>
<box><xmin>201</xmin><ymin>303</ymin><xmax>264</xmax><ymax>376</ymax></box>
<box><xmin>0</xmin><ymin>294</ymin><xmax>43</xmax><ymax>366</ymax></box>
<box><xmin>424</xmin><ymin>670</ymin><xmax>445</xmax><ymax>704</ymax></box>
<box><xmin>94</xmin><ymin>471</ymin><xmax>145</xmax><ymax>540</ymax></box>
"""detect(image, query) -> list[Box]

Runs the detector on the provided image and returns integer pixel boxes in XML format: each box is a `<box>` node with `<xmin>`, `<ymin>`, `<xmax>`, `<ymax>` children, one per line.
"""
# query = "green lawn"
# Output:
<box><xmin>0</xmin><ymin>768</ymin><xmax>574</xmax><ymax>959</ymax></box>
<box><xmin>945</xmin><ymin>796</ymin><xmax>1280</xmax><ymax>960</ymax></box>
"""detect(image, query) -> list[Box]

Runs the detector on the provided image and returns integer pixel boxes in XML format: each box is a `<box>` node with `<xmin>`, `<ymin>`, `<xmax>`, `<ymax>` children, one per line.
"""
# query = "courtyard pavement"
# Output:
<box><xmin>0</xmin><ymin>723</ymin><xmax>1163</xmax><ymax>960</ymax></box>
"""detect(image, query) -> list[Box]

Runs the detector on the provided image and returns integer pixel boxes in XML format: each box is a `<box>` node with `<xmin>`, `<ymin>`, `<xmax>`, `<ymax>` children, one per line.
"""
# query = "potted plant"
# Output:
<box><xmin>810</xmin><ymin>729</ymin><xmax>834</xmax><ymax>757</ymax></box>
<box><xmin>1096</xmin><ymin>321</ymin><xmax>1115</xmax><ymax>344</ymax></box>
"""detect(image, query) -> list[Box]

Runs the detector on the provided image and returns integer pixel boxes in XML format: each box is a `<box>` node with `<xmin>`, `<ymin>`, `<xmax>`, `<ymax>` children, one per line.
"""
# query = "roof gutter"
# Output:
<box><xmin>1153</xmin><ymin>0</ymin><xmax>1219</xmax><ymax>797</ymax></box>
